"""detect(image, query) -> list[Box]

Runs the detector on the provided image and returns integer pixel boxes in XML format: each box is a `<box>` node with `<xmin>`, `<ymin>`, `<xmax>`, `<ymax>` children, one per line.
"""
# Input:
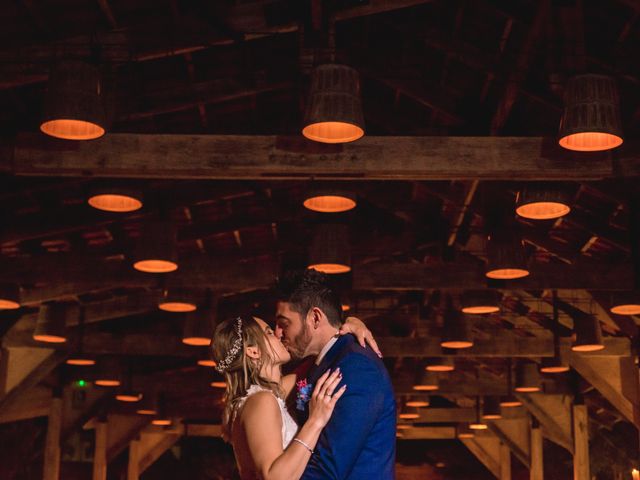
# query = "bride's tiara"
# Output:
<box><xmin>215</xmin><ymin>317</ymin><xmax>243</xmax><ymax>373</ymax></box>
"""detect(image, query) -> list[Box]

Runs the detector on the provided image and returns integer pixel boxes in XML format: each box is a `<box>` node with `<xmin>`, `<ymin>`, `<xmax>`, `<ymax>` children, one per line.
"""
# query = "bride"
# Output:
<box><xmin>211</xmin><ymin>315</ymin><xmax>375</xmax><ymax>480</ymax></box>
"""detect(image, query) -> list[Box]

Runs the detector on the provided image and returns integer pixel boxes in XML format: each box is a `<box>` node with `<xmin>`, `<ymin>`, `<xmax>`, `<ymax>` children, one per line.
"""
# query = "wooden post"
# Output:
<box><xmin>127</xmin><ymin>437</ymin><xmax>140</xmax><ymax>480</ymax></box>
<box><xmin>93</xmin><ymin>420</ymin><xmax>108</xmax><ymax>480</ymax></box>
<box><xmin>43</xmin><ymin>395</ymin><xmax>63</xmax><ymax>480</ymax></box>
<box><xmin>530</xmin><ymin>422</ymin><xmax>543</xmax><ymax>480</ymax></box>
<box><xmin>572</xmin><ymin>404</ymin><xmax>590</xmax><ymax>480</ymax></box>
<box><xmin>500</xmin><ymin>441</ymin><xmax>511</xmax><ymax>480</ymax></box>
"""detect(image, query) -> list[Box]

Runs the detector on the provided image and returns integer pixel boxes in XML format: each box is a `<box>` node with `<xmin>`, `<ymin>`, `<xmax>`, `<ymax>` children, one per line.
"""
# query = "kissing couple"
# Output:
<box><xmin>211</xmin><ymin>269</ymin><xmax>396</xmax><ymax>479</ymax></box>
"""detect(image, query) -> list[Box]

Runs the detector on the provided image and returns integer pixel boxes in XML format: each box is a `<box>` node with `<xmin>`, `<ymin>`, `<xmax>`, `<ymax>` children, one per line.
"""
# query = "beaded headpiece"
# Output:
<box><xmin>215</xmin><ymin>317</ymin><xmax>243</xmax><ymax>373</ymax></box>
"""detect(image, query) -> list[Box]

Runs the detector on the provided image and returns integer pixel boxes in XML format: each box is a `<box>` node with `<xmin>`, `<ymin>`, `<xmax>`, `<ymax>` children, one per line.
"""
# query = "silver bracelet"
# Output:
<box><xmin>292</xmin><ymin>437</ymin><xmax>314</xmax><ymax>454</ymax></box>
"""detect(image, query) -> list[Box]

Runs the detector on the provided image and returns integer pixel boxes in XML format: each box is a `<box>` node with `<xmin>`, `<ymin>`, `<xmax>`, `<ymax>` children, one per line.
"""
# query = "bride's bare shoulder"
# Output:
<box><xmin>239</xmin><ymin>391</ymin><xmax>280</xmax><ymax>422</ymax></box>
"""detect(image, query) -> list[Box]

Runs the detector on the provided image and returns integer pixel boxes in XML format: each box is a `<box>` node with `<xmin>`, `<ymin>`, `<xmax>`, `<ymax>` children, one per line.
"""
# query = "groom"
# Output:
<box><xmin>275</xmin><ymin>269</ymin><xmax>396</xmax><ymax>479</ymax></box>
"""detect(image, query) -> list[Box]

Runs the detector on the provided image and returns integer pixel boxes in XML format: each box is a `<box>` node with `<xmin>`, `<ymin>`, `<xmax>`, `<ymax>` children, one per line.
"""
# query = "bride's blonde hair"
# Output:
<box><xmin>210</xmin><ymin>316</ymin><xmax>283</xmax><ymax>440</ymax></box>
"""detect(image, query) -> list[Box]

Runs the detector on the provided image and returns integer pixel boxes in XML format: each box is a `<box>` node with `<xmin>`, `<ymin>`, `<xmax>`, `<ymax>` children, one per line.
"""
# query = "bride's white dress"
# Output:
<box><xmin>235</xmin><ymin>384</ymin><xmax>299</xmax><ymax>449</ymax></box>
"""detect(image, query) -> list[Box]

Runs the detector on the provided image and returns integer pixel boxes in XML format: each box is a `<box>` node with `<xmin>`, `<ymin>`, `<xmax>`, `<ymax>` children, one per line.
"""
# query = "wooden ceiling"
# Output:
<box><xmin>1</xmin><ymin>0</ymin><xmax>640</xmax><ymax>478</ymax></box>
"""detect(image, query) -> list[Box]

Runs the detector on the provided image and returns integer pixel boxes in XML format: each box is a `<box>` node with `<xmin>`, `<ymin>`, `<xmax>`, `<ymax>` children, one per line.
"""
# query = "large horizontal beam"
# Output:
<box><xmin>6</xmin><ymin>134</ymin><xmax>623</xmax><ymax>180</ymax></box>
<box><xmin>354</xmin><ymin>262</ymin><xmax>634</xmax><ymax>290</ymax></box>
<box><xmin>3</xmin><ymin>331</ymin><xmax>630</xmax><ymax>358</ymax></box>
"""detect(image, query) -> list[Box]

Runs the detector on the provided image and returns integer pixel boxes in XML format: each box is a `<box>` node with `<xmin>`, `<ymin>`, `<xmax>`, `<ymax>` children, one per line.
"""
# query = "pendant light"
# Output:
<box><xmin>308</xmin><ymin>223</ymin><xmax>351</xmax><ymax>274</ymax></box>
<box><xmin>540</xmin><ymin>291</ymin><xmax>569</xmax><ymax>373</ymax></box>
<box><xmin>66</xmin><ymin>307</ymin><xmax>95</xmax><ymax>366</ymax></box>
<box><xmin>132</xmin><ymin>218</ymin><xmax>178</xmax><ymax>273</ymax></box>
<box><xmin>514</xmin><ymin>361</ymin><xmax>541</xmax><ymax>393</ymax></box>
<box><xmin>40</xmin><ymin>60</ymin><xmax>106</xmax><ymax>140</ymax></box>
<box><xmin>33</xmin><ymin>301</ymin><xmax>77</xmax><ymax>343</ymax></box>
<box><xmin>571</xmin><ymin>314</ymin><xmax>604</xmax><ymax>352</ymax></box>
<box><xmin>412</xmin><ymin>371</ymin><xmax>439</xmax><ymax>392</ymax></box>
<box><xmin>457</xmin><ymin>423</ymin><xmax>476</xmax><ymax>439</ymax></box>
<box><xmin>136</xmin><ymin>392</ymin><xmax>159</xmax><ymax>416</ymax></box>
<box><xmin>425</xmin><ymin>357</ymin><xmax>455</xmax><ymax>372</ymax></box>
<box><xmin>151</xmin><ymin>394</ymin><xmax>171</xmax><ymax>425</ymax></box>
<box><xmin>460</xmin><ymin>290</ymin><xmax>501</xmax><ymax>314</ymax></box>
<box><xmin>609</xmin><ymin>292</ymin><xmax>640</xmax><ymax>316</ymax></box>
<box><xmin>515</xmin><ymin>184</ymin><xmax>571</xmax><ymax>220</ymax></box>
<box><xmin>302</xmin><ymin>64</ymin><xmax>365</xmax><ymax>144</ymax></box>
<box><xmin>500</xmin><ymin>360</ymin><xmax>523</xmax><ymax>407</ymax></box>
<box><xmin>441</xmin><ymin>297</ymin><xmax>474</xmax><ymax>349</ymax></box>
<box><xmin>399</xmin><ymin>406</ymin><xmax>421</xmax><ymax>420</ymax></box>
<box><xmin>158</xmin><ymin>288</ymin><xmax>199</xmax><ymax>313</ymax></box>
<box><xmin>182</xmin><ymin>294</ymin><xmax>216</xmax><ymax>346</ymax></box>
<box><xmin>94</xmin><ymin>357</ymin><xmax>122</xmax><ymax>387</ymax></box>
<box><xmin>303</xmin><ymin>188</ymin><xmax>356</xmax><ymax>213</ymax></box>
<box><xmin>88</xmin><ymin>186</ymin><xmax>143</xmax><ymax>213</ymax></box>
<box><xmin>558</xmin><ymin>74</ymin><xmax>623</xmax><ymax>152</ymax></box>
<box><xmin>0</xmin><ymin>283</ymin><xmax>21</xmax><ymax>310</ymax></box>
<box><xmin>115</xmin><ymin>361</ymin><xmax>142</xmax><ymax>403</ymax></box>
<box><xmin>481</xmin><ymin>396</ymin><xmax>502</xmax><ymax>420</ymax></box>
<box><xmin>405</xmin><ymin>396</ymin><xmax>430</xmax><ymax>408</ymax></box>
<box><xmin>485</xmin><ymin>230</ymin><xmax>529</xmax><ymax>280</ymax></box>
<box><xmin>469</xmin><ymin>398</ymin><xmax>488</xmax><ymax>430</ymax></box>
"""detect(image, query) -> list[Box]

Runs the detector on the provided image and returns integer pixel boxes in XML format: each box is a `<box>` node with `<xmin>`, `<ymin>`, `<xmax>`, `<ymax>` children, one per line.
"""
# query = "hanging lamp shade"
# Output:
<box><xmin>94</xmin><ymin>358</ymin><xmax>122</xmax><ymax>387</ymax></box>
<box><xmin>158</xmin><ymin>288</ymin><xmax>199</xmax><ymax>313</ymax></box>
<box><xmin>441</xmin><ymin>308</ymin><xmax>473</xmax><ymax>349</ymax></box>
<box><xmin>515</xmin><ymin>361</ymin><xmax>541</xmax><ymax>393</ymax></box>
<box><xmin>116</xmin><ymin>391</ymin><xmax>143</xmax><ymax>402</ymax></box>
<box><xmin>558</xmin><ymin>74</ymin><xmax>623</xmax><ymax>152</ymax></box>
<box><xmin>399</xmin><ymin>406</ymin><xmax>421</xmax><ymax>420</ymax></box>
<box><xmin>485</xmin><ymin>231</ymin><xmax>529</xmax><ymax>280</ymax></box>
<box><xmin>515</xmin><ymin>185</ymin><xmax>571</xmax><ymax>220</ymax></box>
<box><xmin>33</xmin><ymin>301</ymin><xmax>77</xmax><ymax>343</ymax></box>
<box><xmin>0</xmin><ymin>283</ymin><xmax>20</xmax><ymax>310</ymax></box>
<box><xmin>303</xmin><ymin>189</ymin><xmax>357</xmax><ymax>213</ymax></box>
<box><xmin>609</xmin><ymin>292</ymin><xmax>640</xmax><ymax>315</ymax></box>
<box><xmin>405</xmin><ymin>396</ymin><xmax>430</xmax><ymax>408</ymax></box>
<box><xmin>197</xmin><ymin>356</ymin><xmax>217</xmax><ymax>368</ymax></box>
<box><xmin>571</xmin><ymin>314</ymin><xmax>604</xmax><ymax>352</ymax></box>
<box><xmin>499</xmin><ymin>395</ymin><xmax>523</xmax><ymax>408</ymax></box>
<box><xmin>88</xmin><ymin>186</ymin><xmax>143</xmax><ymax>213</ymax></box>
<box><xmin>40</xmin><ymin>60</ymin><xmax>106</xmax><ymax>140</ymax></box>
<box><xmin>460</xmin><ymin>290</ymin><xmax>501</xmax><ymax>314</ymax></box>
<box><xmin>132</xmin><ymin>219</ymin><xmax>178</xmax><ymax>273</ymax></box>
<box><xmin>457</xmin><ymin>424</ymin><xmax>476</xmax><ymax>439</ymax></box>
<box><xmin>67</xmin><ymin>308</ymin><xmax>95</xmax><ymax>366</ymax></box>
<box><xmin>412</xmin><ymin>371</ymin><xmax>439</xmax><ymax>392</ymax></box>
<box><xmin>425</xmin><ymin>357</ymin><xmax>455</xmax><ymax>372</ymax></box>
<box><xmin>308</xmin><ymin>223</ymin><xmax>351</xmax><ymax>274</ymax></box>
<box><xmin>481</xmin><ymin>396</ymin><xmax>502</xmax><ymax>420</ymax></box>
<box><xmin>540</xmin><ymin>356</ymin><xmax>569</xmax><ymax>374</ymax></box>
<box><xmin>210</xmin><ymin>381</ymin><xmax>226</xmax><ymax>389</ymax></box>
<box><xmin>302</xmin><ymin>64</ymin><xmax>365</xmax><ymax>144</ymax></box>
<box><xmin>136</xmin><ymin>393</ymin><xmax>159</xmax><ymax>416</ymax></box>
<box><xmin>182</xmin><ymin>297</ymin><xmax>216</xmax><ymax>346</ymax></box>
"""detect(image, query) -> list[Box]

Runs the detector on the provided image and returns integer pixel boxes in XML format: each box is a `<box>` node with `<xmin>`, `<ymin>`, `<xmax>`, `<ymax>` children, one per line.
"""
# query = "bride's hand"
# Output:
<box><xmin>339</xmin><ymin>316</ymin><xmax>382</xmax><ymax>357</ymax></box>
<box><xmin>307</xmin><ymin>369</ymin><xmax>347</xmax><ymax>429</ymax></box>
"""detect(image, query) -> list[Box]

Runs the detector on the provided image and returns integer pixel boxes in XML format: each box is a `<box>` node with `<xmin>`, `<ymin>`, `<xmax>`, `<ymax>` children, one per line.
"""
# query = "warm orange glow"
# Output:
<box><xmin>40</xmin><ymin>119</ymin><xmax>105</xmax><ymax>140</ymax></box>
<box><xmin>540</xmin><ymin>365</ymin><xmax>569</xmax><ymax>374</ymax></box>
<box><xmin>412</xmin><ymin>385</ymin><xmax>439</xmax><ymax>392</ymax></box>
<box><xmin>183</xmin><ymin>337</ymin><xmax>211</xmax><ymax>346</ymax></box>
<box><xmin>426</xmin><ymin>365</ymin><xmax>455</xmax><ymax>372</ymax></box>
<box><xmin>571</xmin><ymin>344</ymin><xmax>605</xmax><ymax>352</ymax></box>
<box><xmin>197</xmin><ymin>359</ymin><xmax>217</xmax><ymax>367</ymax></box>
<box><xmin>341</xmin><ymin>304</ymin><xmax>350</xmax><ymax>312</ymax></box>
<box><xmin>210</xmin><ymin>381</ymin><xmax>226</xmax><ymax>388</ymax></box>
<box><xmin>469</xmin><ymin>423</ymin><xmax>488</xmax><ymax>430</ymax></box>
<box><xmin>406</xmin><ymin>400</ymin><xmax>429</xmax><ymax>408</ymax></box>
<box><xmin>516</xmin><ymin>202</ymin><xmax>570</xmax><ymax>220</ymax></box>
<box><xmin>396</xmin><ymin>424</ymin><xmax>411</xmax><ymax>430</ymax></box>
<box><xmin>95</xmin><ymin>379</ymin><xmax>121</xmax><ymax>387</ymax></box>
<box><xmin>308</xmin><ymin>263</ymin><xmax>351</xmax><ymax>274</ymax></box>
<box><xmin>116</xmin><ymin>393</ymin><xmax>142</xmax><ymax>402</ymax></box>
<box><xmin>88</xmin><ymin>194</ymin><xmax>142</xmax><ymax>213</ymax></box>
<box><xmin>559</xmin><ymin>132</ymin><xmax>623</xmax><ymax>152</ymax></box>
<box><xmin>610</xmin><ymin>304</ymin><xmax>640</xmax><ymax>315</ymax></box>
<box><xmin>66</xmin><ymin>358</ymin><xmax>96</xmax><ymax>366</ymax></box>
<box><xmin>0</xmin><ymin>299</ymin><xmax>20</xmax><ymax>309</ymax></box>
<box><xmin>399</xmin><ymin>413</ymin><xmax>420</xmax><ymax>420</ymax></box>
<box><xmin>304</xmin><ymin>195</ymin><xmax>357</xmax><ymax>213</ymax></box>
<box><xmin>133</xmin><ymin>259</ymin><xmax>178</xmax><ymax>273</ymax></box>
<box><xmin>33</xmin><ymin>334</ymin><xmax>67</xmax><ymax>343</ymax></box>
<box><xmin>461</xmin><ymin>305</ymin><xmax>500</xmax><ymax>314</ymax></box>
<box><xmin>482</xmin><ymin>414</ymin><xmax>502</xmax><ymax>420</ymax></box>
<box><xmin>485</xmin><ymin>268</ymin><xmax>529</xmax><ymax>280</ymax></box>
<box><xmin>500</xmin><ymin>400</ymin><xmax>523</xmax><ymax>408</ymax></box>
<box><xmin>632</xmin><ymin>468</ymin><xmax>639</xmax><ymax>480</ymax></box>
<box><xmin>159</xmin><ymin>301</ymin><xmax>197</xmax><ymax>313</ymax></box>
<box><xmin>302</xmin><ymin>122</ymin><xmax>364</xmax><ymax>144</ymax></box>
<box><xmin>440</xmin><ymin>340</ymin><xmax>473</xmax><ymax>349</ymax></box>
<box><xmin>457</xmin><ymin>432</ymin><xmax>475</xmax><ymax>439</ymax></box>
<box><xmin>514</xmin><ymin>386</ymin><xmax>540</xmax><ymax>393</ymax></box>
<box><xmin>152</xmin><ymin>419</ymin><xmax>172</xmax><ymax>426</ymax></box>
<box><xmin>137</xmin><ymin>409</ymin><xmax>157</xmax><ymax>416</ymax></box>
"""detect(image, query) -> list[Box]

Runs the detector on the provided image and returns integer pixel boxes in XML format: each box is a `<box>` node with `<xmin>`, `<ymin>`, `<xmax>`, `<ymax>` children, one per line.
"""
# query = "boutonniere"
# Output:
<box><xmin>296</xmin><ymin>378</ymin><xmax>313</xmax><ymax>411</ymax></box>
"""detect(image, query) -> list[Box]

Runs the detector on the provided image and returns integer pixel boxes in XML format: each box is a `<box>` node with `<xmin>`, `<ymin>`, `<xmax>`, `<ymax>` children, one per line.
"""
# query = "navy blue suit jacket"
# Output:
<box><xmin>300</xmin><ymin>335</ymin><xmax>396</xmax><ymax>479</ymax></box>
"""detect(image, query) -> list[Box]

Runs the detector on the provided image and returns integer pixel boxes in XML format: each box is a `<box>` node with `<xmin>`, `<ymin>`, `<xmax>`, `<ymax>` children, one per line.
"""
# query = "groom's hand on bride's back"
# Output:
<box><xmin>339</xmin><ymin>316</ymin><xmax>382</xmax><ymax>358</ymax></box>
<box><xmin>307</xmin><ymin>369</ymin><xmax>347</xmax><ymax>429</ymax></box>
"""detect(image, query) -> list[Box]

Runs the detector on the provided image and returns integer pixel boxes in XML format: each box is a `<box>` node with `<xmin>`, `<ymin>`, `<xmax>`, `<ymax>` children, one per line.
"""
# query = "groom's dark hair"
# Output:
<box><xmin>274</xmin><ymin>269</ymin><xmax>343</xmax><ymax>328</ymax></box>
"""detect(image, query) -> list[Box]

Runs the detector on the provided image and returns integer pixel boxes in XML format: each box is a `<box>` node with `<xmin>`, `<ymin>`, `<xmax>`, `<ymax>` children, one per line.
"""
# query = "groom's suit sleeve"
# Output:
<box><xmin>301</xmin><ymin>353</ymin><xmax>384</xmax><ymax>479</ymax></box>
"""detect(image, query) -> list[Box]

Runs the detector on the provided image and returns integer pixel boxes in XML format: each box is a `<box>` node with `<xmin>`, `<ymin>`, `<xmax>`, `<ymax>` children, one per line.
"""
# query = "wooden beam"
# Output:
<box><xmin>9</xmin><ymin>134</ymin><xmax>616</xmax><ymax>180</ymax></box>
<box><xmin>461</xmin><ymin>433</ymin><xmax>502</xmax><ymax>478</ymax></box>
<box><xmin>489</xmin><ymin>417</ymin><xmax>530</xmax><ymax>469</ymax></box>
<box><xmin>43</xmin><ymin>395</ymin><xmax>63</xmax><ymax>480</ymax></box>
<box><xmin>0</xmin><ymin>385</ymin><xmax>50</xmax><ymax>423</ymax></box>
<box><xmin>397</xmin><ymin>426</ymin><xmax>456</xmax><ymax>440</ymax></box>
<box><xmin>572</xmin><ymin>404</ymin><xmax>590</xmax><ymax>480</ymax></box>
<box><xmin>568</xmin><ymin>354</ymin><xmax>640</xmax><ymax>427</ymax></box>
<box><xmin>499</xmin><ymin>442</ymin><xmax>511</xmax><ymax>480</ymax></box>
<box><xmin>127</xmin><ymin>437</ymin><xmax>140</xmax><ymax>480</ymax></box>
<box><xmin>517</xmin><ymin>394</ymin><xmax>573</xmax><ymax>453</ymax></box>
<box><xmin>138</xmin><ymin>430</ymin><xmax>182</xmax><ymax>474</ymax></box>
<box><xmin>105</xmin><ymin>414</ymin><xmax>150</xmax><ymax>462</ymax></box>
<box><xmin>354</xmin><ymin>262</ymin><xmax>634</xmax><ymax>291</ymax></box>
<box><xmin>530</xmin><ymin>425</ymin><xmax>543</xmax><ymax>480</ymax></box>
<box><xmin>93</xmin><ymin>421</ymin><xmax>107</xmax><ymax>480</ymax></box>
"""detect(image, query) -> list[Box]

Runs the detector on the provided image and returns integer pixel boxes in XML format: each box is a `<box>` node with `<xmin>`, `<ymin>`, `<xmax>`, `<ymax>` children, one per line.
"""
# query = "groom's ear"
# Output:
<box><xmin>309</xmin><ymin>307</ymin><xmax>326</xmax><ymax>329</ymax></box>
